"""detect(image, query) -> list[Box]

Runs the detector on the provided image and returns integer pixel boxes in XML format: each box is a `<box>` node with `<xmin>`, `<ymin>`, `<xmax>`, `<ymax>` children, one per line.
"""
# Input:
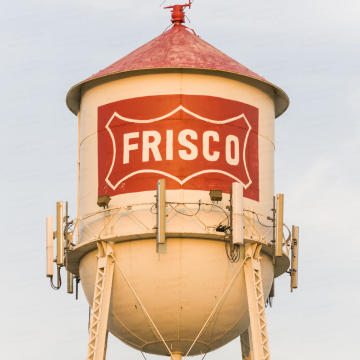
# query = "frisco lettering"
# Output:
<box><xmin>123</xmin><ymin>129</ymin><xmax>240</xmax><ymax>165</ymax></box>
<box><xmin>98</xmin><ymin>95</ymin><xmax>259</xmax><ymax>198</ymax></box>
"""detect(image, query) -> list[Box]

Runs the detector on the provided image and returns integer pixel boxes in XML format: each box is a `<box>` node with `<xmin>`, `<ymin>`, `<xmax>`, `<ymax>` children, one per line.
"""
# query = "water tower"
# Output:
<box><xmin>46</xmin><ymin>3</ymin><xmax>300</xmax><ymax>360</ymax></box>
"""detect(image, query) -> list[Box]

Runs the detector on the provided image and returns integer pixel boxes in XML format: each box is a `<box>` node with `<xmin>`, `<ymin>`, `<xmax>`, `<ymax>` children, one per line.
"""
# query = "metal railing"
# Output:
<box><xmin>68</xmin><ymin>202</ymin><xmax>290</xmax><ymax>253</ymax></box>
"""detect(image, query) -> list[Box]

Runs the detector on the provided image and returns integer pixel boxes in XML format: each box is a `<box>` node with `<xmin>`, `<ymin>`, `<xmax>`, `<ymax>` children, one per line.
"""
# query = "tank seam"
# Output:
<box><xmin>110</xmin><ymin>309</ymin><xmax>149</xmax><ymax>344</ymax></box>
<box><xmin>80</xmin><ymin>131</ymin><xmax>97</xmax><ymax>146</ymax></box>
<box><xmin>209</xmin><ymin>307</ymin><xmax>248</xmax><ymax>344</ymax></box>
<box><xmin>208</xmin><ymin>260</ymin><xmax>230</xmax><ymax>339</ymax></box>
<box><xmin>79</xmin><ymin>187</ymin><xmax>97</xmax><ymax>202</ymax></box>
<box><xmin>111</xmin><ymin>329</ymin><xmax>144</xmax><ymax>349</ymax></box>
<box><xmin>121</xmin><ymin>246</ymin><xmax>160</xmax><ymax>342</ymax></box>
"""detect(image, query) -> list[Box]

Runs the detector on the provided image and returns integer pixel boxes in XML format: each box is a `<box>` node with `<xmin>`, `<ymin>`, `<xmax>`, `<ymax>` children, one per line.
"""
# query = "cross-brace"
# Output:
<box><xmin>86</xmin><ymin>242</ymin><xmax>114</xmax><ymax>360</ymax></box>
<box><xmin>242</xmin><ymin>244</ymin><xmax>271</xmax><ymax>360</ymax></box>
<box><xmin>240</xmin><ymin>327</ymin><xmax>253</xmax><ymax>360</ymax></box>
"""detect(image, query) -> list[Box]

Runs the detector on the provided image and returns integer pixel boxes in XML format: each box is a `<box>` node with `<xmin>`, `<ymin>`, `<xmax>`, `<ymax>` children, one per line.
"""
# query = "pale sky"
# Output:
<box><xmin>1</xmin><ymin>0</ymin><xmax>359</xmax><ymax>359</ymax></box>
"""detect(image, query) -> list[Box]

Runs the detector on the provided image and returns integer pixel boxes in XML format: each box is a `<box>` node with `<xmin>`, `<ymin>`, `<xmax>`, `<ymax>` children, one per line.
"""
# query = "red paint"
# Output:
<box><xmin>67</xmin><ymin>13</ymin><xmax>289</xmax><ymax>119</ymax></box>
<box><xmin>98</xmin><ymin>95</ymin><xmax>259</xmax><ymax>201</ymax></box>
<box><xmin>84</xmin><ymin>25</ymin><xmax>268</xmax><ymax>86</ymax></box>
<box><xmin>164</xmin><ymin>2</ymin><xmax>191</xmax><ymax>24</ymax></box>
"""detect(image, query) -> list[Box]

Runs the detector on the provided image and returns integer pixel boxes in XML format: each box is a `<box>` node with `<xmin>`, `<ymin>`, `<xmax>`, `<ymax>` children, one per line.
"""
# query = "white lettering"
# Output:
<box><xmin>203</xmin><ymin>131</ymin><xmax>220</xmax><ymax>162</ymax></box>
<box><xmin>166</xmin><ymin>130</ymin><xmax>173</xmax><ymax>160</ymax></box>
<box><xmin>178</xmin><ymin>129</ymin><xmax>198</xmax><ymax>160</ymax></box>
<box><xmin>143</xmin><ymin>131</ymin><xmax>162</xmax><ymax>162</ymax></box>
<box><xmin>226</xmin><ymin>135</ymin><xmax>239</xmax><ymax>165</ymax></box>
<box><xmin>124</xmin><ymin>129</ymin><xmax>240</xmax><ymax>165</ymax></box>
<box><xmin>123</xmin><ymin>132</ymin><xmax>139</xmax><ymax>164</ymax></box>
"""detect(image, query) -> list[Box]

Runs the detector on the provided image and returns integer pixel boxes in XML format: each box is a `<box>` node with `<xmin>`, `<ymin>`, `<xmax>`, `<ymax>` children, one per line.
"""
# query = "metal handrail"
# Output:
<box><xmin>69</xmin><ymin>202</ymin><xmax>289</xmax><ymax>253</ymax></box>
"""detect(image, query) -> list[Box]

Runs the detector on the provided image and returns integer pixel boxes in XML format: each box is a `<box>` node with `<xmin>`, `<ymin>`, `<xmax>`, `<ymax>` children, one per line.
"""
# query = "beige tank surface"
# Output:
<box><xmin>80</xmin><ymin>240</ymin><xmax>274</xmax><ymax>355</ymax></box>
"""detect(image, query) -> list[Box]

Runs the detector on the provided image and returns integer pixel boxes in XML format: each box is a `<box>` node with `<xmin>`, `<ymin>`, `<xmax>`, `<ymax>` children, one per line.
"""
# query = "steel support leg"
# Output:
<box><xmin>240</xmin><ymin>328</ymin><xmax>253</xmax><ymax>360</ymax></box>
<box><xmin>86</xmin><ymin>242</ymin><xmax>114</xmax><ymax>360</ymax></box>
<box><xmin>244</xmin><ymin>244</ymin><xmax>271</xmax><ymax>360</ymax></box>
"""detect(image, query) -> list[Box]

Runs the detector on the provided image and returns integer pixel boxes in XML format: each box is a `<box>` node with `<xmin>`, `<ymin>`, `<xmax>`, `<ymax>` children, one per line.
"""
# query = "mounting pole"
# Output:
<box><xmin>275</xmin><ymin>194</ymin><xmax>284</xmax><ymax>257</ymax></box>
<box><xmin>244</xmin><ymin>244</ymin><xmax>271</xmax><ymax>360</ymax></box>
<box><xmin>86</xmin><ymin>242</ymin><xmax>114</xmax><ymax>360</ymax></box>
<box><xmin>172</xmin><ymin>352</ymin><xmax>183</xmax><ymax>360</ymax></box>
<box><xmin>156</xmin><ymin>179</ymin><xmax>166</xmax><ymax>254</ymax></box>
<box><xmin>232</xmin><ymin>182</ymin><xmax>244</xmax><ymax>245</ymax></box>
<box><xmin>56</xmin><ymin>201</ymin><xmax>64</xmax><ymax>266</ymax></box>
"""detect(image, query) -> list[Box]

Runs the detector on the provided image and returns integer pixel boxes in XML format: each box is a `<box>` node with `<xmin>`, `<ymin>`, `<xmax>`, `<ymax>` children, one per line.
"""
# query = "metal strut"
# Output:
<box><xmin>240</xmin><ymin>328</ymin><xmax>253</xmax><ymax>360</ymax></box>
<box><xmin>243</xmin><ymin>244</ymin><xmax>271</xmax><ymax>360</ymax></box>
<box><xmin>86</xmin><ymin>242</ymin><xmax>114</xmax><ymax>360</ymax></box>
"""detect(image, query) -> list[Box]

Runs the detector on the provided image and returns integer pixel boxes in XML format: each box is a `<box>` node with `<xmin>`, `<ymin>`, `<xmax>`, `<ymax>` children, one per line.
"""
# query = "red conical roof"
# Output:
<box><xmin>66</xmin><ymin>25</ymin><xmax>289</xmax><ymax>117</ymax></box>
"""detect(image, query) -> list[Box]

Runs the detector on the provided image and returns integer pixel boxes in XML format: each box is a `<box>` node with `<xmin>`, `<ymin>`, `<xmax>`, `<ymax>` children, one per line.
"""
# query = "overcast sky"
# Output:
<box><xmin>1</xmin><ymin>0</ymin><xmax>359</xmax><ymax>359</ymax></box>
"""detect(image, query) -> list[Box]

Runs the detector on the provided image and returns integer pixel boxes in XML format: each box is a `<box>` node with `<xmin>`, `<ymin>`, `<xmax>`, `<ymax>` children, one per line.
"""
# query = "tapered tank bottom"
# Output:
<box><xmin>79</xmin><ymin>238</ymin><xmax>274</xmax><ymax>356</ymax></box>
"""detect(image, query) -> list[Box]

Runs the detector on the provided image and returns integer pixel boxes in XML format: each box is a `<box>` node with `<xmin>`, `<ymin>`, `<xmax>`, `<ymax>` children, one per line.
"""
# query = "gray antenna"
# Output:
<box><xmin>291</xmin><ymin>226</ymin><xmax>299</xmax><ymax>291</ymax></box>
<box><xmin>275</xmin><ymin>194</ymin><xmax>284</xmax><ymax>257</ymax></box>
<box><xmin>156</xmin><ymin>179</ymin><xmax>166</xmax><ymax>254</ymax></box>
<box><xmin>56</xmin><ymin>201</ymin><xmax>64</xmax><ymax>266</ymax></box>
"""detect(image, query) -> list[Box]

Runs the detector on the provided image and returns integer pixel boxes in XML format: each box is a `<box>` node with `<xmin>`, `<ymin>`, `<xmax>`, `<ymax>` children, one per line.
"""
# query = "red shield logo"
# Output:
<box><xmin>98</xmin><ymin>95</ymin><xmax>259</xmax><ymax>201</ymax></box>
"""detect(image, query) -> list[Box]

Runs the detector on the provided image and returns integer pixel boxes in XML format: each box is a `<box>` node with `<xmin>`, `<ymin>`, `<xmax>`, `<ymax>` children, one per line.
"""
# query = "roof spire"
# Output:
<box><xmin>164</xmin><ymin>1</ymin><xmax>191</xmax><ymax>24</ymax></box>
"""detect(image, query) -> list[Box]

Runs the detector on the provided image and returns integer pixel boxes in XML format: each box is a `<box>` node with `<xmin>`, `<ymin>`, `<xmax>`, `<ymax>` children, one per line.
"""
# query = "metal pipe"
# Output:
<box><xmin>67</xmin><ymin>271</ymin><xmax>74</xmax><ymax>294</ymax></box>
<box><xmin>57</xmin><ymin>266</ymin><xmax>61</xmax><ymax>288</ymax></box>
<box><xmin>172</xmin><ymin>352</ymin><xmax>183</xmax><ymax>360</ymax></box>
<box><xmin>80</xmin><ymin>201</ymin><xmax>230</xmax><ymax>222</ymax></box>
<box><xmin>76</xmin><ymin>277</ymin><xmax>80</xmax><ymax>300</ymax></box>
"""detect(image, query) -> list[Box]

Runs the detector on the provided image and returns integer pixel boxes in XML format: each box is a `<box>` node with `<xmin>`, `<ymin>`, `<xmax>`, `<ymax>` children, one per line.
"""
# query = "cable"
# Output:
<box><xmin>213</xmin><ymin>203</ymin><xmax>230</xmax><ymax>219</ymax></box>
<box><xmin>159</xmin><ymin>201</ymin><xmax>229</xmax><ymax>224</ymax></box>
<box><xmin>50</xmin><ymin>267</ymin><xmax>62</xmax><ymax>290</ymax></box>
<box><xmin>168</xmin><ymin>202</ymin><xmax>201</xmax><ymax>216</ymax></box>
<box><xmin>283</xmin><ymin>223</ymin><xmax>291</xmax><ymax>244</ymax></box>
<box><xmin>111</xmin><ymin>255</ymin><xmax>177</xmax><ymax>360</ymax></box>
<box><xmin>182</xmin><ymin>256</ymin><xmax>249</xmax><ymax>360</ymax></box>
<box><xmin>243</xmin><ymin>210</ymin><xmax>273</xmax><ymax>228</ymax></box>
<box><xmin>159</xmin><ymin>0</ymin><xmax>167</xmax><ymax>6</ymax></box>
<box><xmin>150</xmin><ymin>204</ymin><xmax>157</xmax><ymax>214</ymax></box>
<box><xmin>202</xmin><ymin>204</ymin><xmax>213</xmax><ymax>213</ymax></box>
<box><xmin>162</xmin><ymin>23</ymin><xmax>173</xmax><ymax>33</ymax></box>
<box><xmin>149</xmin><ymin>200</ymin><xmax>236</xmax><ymax>261</ymax></box>
<box><xmin>225</xmin><ymin>240</ymin><xmax>241</xmax><ymax>263</ymax></box>
<box><xmin>225</xmin><ymin>243</ymin><xmax>240</xmax><ymax>263</ymax></box>
<box><xmin>151</xmin><ymin>201</ymin><xmax>228</xmax><ymax>230</ymax></box>
<box><xmin>265</xmin><ymin>296</ymin><xmax>273</xmax><ymax>308</ymax></box>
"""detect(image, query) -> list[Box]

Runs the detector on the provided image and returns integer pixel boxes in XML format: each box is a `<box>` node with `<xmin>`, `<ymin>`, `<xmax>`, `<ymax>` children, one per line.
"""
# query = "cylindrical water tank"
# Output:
<box><xmin>66</xmin><ymin>23</ymin><xmax>289</xmax><ymax>356</ymax></box>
